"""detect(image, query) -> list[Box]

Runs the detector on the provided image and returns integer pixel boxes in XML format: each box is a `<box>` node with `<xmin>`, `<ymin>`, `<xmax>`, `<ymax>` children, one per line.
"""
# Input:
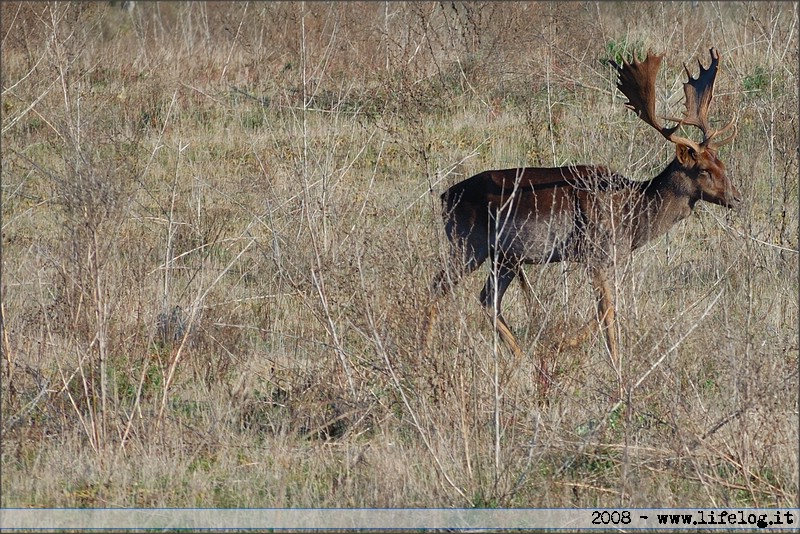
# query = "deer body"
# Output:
<box><xmin>439</xmin><ymin>164</ymin><xmax>689</xmax><ymax>269</ymax></box>
<box><xmin>424</xmin><ymin>49</ymin><xmax>739</xmax><ymax>394</ymax></box>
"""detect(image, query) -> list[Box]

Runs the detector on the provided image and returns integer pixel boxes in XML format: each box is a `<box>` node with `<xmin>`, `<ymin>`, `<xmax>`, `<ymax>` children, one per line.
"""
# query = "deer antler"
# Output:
<box><xmin>680</xmin><ymin>48</ymin><xmax>719</xmax><ymax>139</ymax></box>
<box><xmin>611</xmin><ymin>51</ymin><xmax>699</xmax><ymax>151</ymax></box>
<box><xmin>611</xmin><ymin>48</ymin><xmax>735</xmax><ymax>150</ymax></box>
<box><xmin>680</xmin><ymin>48</ymin><xmax>736</xmax><ymax>146</ymax></box>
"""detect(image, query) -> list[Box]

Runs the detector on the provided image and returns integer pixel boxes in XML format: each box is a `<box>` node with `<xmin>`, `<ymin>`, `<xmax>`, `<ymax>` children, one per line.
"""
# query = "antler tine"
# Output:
<box><xmin>611</xmin><ymin>51</ymin><xmax>698</xmax><ymax>151</ymax></box>
<box><xmin>708</xmin><ymin>118</ymin><xmax>737</xmax><ymax>146</ymax></box>
<box><xmin>681</xmin><ymin>47</ymin><xmax>721</xmax><ymax>143</ymax></box>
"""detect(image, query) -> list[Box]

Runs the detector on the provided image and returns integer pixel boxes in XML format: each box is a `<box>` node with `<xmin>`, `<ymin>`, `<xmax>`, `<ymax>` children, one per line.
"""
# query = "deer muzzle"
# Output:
<box><xmin>726</xmin><ymin>182</ymin><xmax>743</xmax><ymax>209</ymax></box>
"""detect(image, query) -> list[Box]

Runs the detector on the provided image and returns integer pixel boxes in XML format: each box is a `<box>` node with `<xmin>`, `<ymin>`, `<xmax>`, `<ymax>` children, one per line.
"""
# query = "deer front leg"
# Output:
<box><xmin>556</xmin><ymin>314</ymin><xmax>598</xmax><ymax>350</ymax></box>
<box><xmin>591</xmin><ymin>268</ymin><xmax>622</xmax><ymax>399</ymax></box>
<box><xmin>592</xmin><ymin>269</ymin><xmax>618</xmax><ymax>357</ymax></box>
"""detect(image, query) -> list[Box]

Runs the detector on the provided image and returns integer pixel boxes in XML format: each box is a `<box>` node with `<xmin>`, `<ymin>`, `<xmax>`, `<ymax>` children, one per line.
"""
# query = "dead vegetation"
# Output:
<box><xmin>1</xmin><ymin>1</ymin><xmax>797</xmax><ymax>509</ymax></box>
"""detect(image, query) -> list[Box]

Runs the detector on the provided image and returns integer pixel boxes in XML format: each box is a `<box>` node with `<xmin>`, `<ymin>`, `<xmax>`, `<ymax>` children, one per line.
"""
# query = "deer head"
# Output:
<box><xmin>611</xmin><ymin>48</ymin><xmax>740</xmax><ymax>208</ymax></box>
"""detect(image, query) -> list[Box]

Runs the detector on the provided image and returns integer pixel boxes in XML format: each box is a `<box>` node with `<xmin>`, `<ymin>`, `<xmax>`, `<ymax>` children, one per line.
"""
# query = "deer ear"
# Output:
<box><xmin>676</xmin><ymin>144</ymin><xmax>696</xmax><ymax>165</ymax></box>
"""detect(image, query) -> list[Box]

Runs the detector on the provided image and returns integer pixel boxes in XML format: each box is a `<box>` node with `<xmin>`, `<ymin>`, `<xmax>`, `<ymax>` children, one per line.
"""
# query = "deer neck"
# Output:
<box><xmin>633</xmin><ymin>158</ymin><xmax>696</xmax><ymax>248</ymax></box>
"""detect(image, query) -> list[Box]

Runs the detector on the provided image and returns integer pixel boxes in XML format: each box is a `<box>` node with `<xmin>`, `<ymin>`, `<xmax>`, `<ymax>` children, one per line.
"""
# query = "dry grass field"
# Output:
<box><xmin>1</xmin><ymin>1</ymin><xmax>797</xmax><ymax>510</ymax></box>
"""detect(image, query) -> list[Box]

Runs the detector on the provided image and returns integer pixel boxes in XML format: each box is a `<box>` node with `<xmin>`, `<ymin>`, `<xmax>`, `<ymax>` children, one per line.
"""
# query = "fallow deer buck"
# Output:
<box><xmin>423</xmin><ymin>48</ymin><xmax>739</xmax><ymax>389</ymax></box>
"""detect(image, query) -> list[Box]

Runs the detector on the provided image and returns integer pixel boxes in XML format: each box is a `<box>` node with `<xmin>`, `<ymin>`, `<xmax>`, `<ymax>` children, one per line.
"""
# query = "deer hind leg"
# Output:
<box><xmin>516</xmin><ymin>266</ymin><xmax>535</xmax><ymax>310</ymax></box>
<box><xmin>421</xmin><ymin>243</ymin><xmax>487</xmax><ymax>352</ymax></box>
<box><xmin>481</xmin><ymin>259</ymin><xmax>556</xmax><ymax>394</ymax></box>
<box><xmin>421</xmin><ymin>270</ymin><xmax>447</xmax><ymax>350</ymax></box>
<box><xmin>515</xmin><ymin>265</ymin><xmax>560</xmax><ymax>392</ymax></box>
<box><xmin>479</xmin><ymin>259</ymin><xmax>525</xmax><ymax>360</ymax></box>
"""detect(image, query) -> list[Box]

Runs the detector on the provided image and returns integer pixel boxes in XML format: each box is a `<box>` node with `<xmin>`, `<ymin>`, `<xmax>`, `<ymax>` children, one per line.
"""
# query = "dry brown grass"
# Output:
<box><xmin>1</xmin><ymin>1</ymin><xmax>797</xmax><ymax>510</ymax></box>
